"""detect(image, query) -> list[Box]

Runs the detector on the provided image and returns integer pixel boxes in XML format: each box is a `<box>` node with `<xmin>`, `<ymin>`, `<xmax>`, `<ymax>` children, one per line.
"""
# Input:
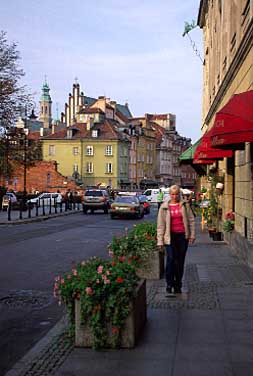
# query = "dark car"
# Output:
<box><xmin>82</xmin><ymin>189</ymin><xmax>110</xmax><ymax>214</ymax></box>
<box><xmin>137</xmin><ymin>194</ymin><xmax>150</xmax><ymax>214</ymax></box>
<box><xmin>110</xmin><ymin>196</ymin><xmax>144</xmax><ymax>219</ymax></box>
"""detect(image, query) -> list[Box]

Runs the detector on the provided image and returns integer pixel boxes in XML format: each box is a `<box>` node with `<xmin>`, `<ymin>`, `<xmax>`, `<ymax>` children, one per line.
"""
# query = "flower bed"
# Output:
<box><xmin>75</xmin><ymin>279</ymin><xmax>146</xmax><ymax>348</ymax></box>
<box><xmin>108</xmin><ymin>222</ymin><xmax>164</xmax><ymax>280</ymax></box>
<box><xmin>54</xmin><ymin>257</ymin><xmax>144</xmax><ymax>349</ymax></box>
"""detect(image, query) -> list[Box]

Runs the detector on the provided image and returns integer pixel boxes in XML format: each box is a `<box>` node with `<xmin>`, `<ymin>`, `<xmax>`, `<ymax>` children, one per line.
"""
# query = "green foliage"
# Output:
<box><xmin>54</xmin><ymin>257</ymin><xmax>139</xmax><ymax>349</ymax></box>
<box><xmin>108</xmin><ymin>222</ymin><xmax>157</xmax><ymax>267</ymax></box>
<box><xmin>223</xmin><ymin>219</ymin><xmax>234</xmax><ymax>233</ymax></box>
<box><xmin>182</xmin><ymin>20</ymin><xmax>197</xmax><ymax>37</ymax></box>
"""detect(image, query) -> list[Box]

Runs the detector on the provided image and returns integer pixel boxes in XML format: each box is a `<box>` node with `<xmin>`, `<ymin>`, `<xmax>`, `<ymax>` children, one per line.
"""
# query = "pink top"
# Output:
<box><xmin>169</xmin><ymin>203</ymin><xmax>185</xmax><ymax>233</ymax></box>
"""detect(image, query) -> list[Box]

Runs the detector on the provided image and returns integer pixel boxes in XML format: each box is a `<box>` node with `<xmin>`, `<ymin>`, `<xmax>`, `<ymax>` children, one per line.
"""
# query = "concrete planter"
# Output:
<box><xmin>136</xmin><ymin>249</ymin><xmax>164</xmax><ymax>280</ymax></box>
<box><xmin>75</xmin><ymin>279</ymin><xmax>147</xmax><ymax>348</ymax></box>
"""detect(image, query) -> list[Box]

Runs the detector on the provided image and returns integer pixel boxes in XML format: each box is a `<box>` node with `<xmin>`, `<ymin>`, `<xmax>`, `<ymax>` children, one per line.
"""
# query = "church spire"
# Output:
<box><xmin>39</xmin><ymin>78</ymin><xmax>52</xmax><ymax>128</ymax></box>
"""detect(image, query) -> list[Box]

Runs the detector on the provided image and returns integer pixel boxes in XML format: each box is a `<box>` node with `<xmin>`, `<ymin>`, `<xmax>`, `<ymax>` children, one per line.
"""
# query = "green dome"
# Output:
<box><xmin>40</xmin><ymin>81</ymin><xmax>52</xmax><ymax>102</ymax></box>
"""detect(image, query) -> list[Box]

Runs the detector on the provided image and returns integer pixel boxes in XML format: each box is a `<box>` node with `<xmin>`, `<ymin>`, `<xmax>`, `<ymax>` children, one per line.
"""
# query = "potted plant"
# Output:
<box><xmin>54</xmin><ymin>257</ymin><xmax>146</xmax><ymax>349</ymax></box>
<box><xmin>108</xmin><ymin>222</ymin><xmax>164</xmax><ymax>280</ymax></box>
<box><xmin>223</xmin><ymin>211</ymin><xmax>235</xmax><ymax>233</ymax></box>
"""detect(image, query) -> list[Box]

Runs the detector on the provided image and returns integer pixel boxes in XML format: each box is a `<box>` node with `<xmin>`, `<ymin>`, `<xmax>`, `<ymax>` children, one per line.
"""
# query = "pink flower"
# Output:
<box><xmin>60</xmin><ymin>278</ymin><xmax>65</xmax><ymax>284</ymax></box>
<box><xmin>106</xmin><ymin>270</ymin><xmax>110</xmax><ymax>275</ymax></box>
<box><xmin>85</xmin><ymin>287</ymin><xmax>94</xmax><ymax>295</ymax></box>
<box><xmin>104</xmin><ymin>279</ymin><xmax>111</xmax><ymax>285</ymax></box>
<box><xmin>102</xmin><ymin>274</ymin><xmax>107</xmax><ymax>280</ymax></box>
<box><xmin>67</xmin><ymin>274</ymin><xmax>71</xmax><ymax>280</ymax></box>
<box><xmin>72</xmin><ymin>269</ymin><xmax>78</xmax><ymax>276</ymax></box>
<box><xmin>54</xmin><ymin>276</ymin><xmax>60</xmax><ymax>282</ymax></box>
<box><xmin>108</xmin><ymin>250</ymin><xmax>114</xmax><ymax>257</ymax></box>
<box><xmin>81</xmin><ymin>261</ymin><xmax>86</xmax><ymax>266</ymax></box>
<box><xmin>97</xmin><ymin>265</ymin><xmax>104</xmax><ymax>274</ymax></box>
<box><xmin>96</xmin><ymin>279</ymin><xmax>100</xmax><ymax>283</ymax></box>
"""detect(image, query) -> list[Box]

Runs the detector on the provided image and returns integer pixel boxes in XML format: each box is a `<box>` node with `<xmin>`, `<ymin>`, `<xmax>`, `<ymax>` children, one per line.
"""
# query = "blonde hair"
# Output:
<box><xmin>169</xmin><ymin>185</ymin><xmax>180</xmax><ymax>194</ymax></box>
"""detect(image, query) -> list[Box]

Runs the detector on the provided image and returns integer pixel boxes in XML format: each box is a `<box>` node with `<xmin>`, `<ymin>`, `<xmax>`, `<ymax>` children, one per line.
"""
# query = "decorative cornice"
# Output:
<box><xmin>204</xmin><ymin>19</ymin><xmax>253</xmax><ymax>127</ymax></box>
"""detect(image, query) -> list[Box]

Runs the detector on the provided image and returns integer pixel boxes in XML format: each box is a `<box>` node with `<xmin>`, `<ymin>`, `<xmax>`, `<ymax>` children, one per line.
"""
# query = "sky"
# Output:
<box><xmin>1</xmin><ymin>0</ymin><xmax>203</xmax><ymax>143</ymax></box>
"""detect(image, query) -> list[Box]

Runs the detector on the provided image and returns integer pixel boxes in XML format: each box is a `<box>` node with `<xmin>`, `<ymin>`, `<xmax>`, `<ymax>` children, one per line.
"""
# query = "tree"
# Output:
<box><xmin>0</xmin><ymin>31</ymin><xmax>30</xmax><ymax>130</ymax></box>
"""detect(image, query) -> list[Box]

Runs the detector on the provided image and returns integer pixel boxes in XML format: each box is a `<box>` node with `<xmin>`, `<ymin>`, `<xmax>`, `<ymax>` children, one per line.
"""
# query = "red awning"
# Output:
<box><xmin>194</xmin><ymin>130</ymin><xmax>233</xmax><ymax>159</ymax></box>
<box><xmin>211</xmin><ymin>90</ymin><xmax>253</xmax><ymax>149</ymax></box>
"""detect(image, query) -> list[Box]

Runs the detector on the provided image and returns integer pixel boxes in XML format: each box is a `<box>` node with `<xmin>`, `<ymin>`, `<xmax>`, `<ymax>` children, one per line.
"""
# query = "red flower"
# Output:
<box><xmin>116</xmin><ymin>276</ymin><xmax>124</xmax><ymax>283</ymax></box>
<box><xmin>118</xmin><ymin>256</ymin><xmax>126</xmax><ymax>262</ymax></box>
<box><xmin>225</xmin><ymin>211</ymin><xmax>235</xmax><ymax>220</ymax></box>
<box><xmin>76</xmin><ymin>292</ymin><xmax>81</xmax><ymax>300</ymax></box>
<box><xmin>111</xmin><ymin>261</ymin><xmax>117</xmax><ymax>266</ymax></box>
<box><xmin>112</xmin><ymin>326</ymin><xmax>120</xmax><ymax>334</ymax></box>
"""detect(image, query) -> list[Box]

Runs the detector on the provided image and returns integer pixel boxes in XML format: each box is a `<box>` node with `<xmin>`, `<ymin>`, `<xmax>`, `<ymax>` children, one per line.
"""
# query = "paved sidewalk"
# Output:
<box><xmin>5</xmin><ymin>223</ymin><xmax>253</xmax><ymax>376</ymax></box>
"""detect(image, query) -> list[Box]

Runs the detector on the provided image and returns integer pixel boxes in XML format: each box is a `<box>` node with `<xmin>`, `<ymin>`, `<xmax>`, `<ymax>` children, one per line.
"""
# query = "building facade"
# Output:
<box><xmin>198</xmin><ymin>0</ymin><xmax>253</xmax><ymax>264</ymax></box>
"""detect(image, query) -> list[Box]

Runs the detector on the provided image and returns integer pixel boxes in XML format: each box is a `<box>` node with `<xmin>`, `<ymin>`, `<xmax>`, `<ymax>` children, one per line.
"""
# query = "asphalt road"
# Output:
<box><xmin>0</xmin><ymin>208</ymin><xmax>157</xmax><ymax>375</ymax></box>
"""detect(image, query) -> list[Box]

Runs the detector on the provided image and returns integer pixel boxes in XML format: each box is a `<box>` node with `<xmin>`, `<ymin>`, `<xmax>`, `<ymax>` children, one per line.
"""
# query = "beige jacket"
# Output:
<box><xmin>157</xmin><ymin>200</ymin><xmax>195</xmax><ymax>246</ymax></box>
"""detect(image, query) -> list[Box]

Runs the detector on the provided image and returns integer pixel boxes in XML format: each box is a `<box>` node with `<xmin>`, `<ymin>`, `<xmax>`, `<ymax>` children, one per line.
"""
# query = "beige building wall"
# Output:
<box><xmin>198</xmin><ymin>0</ymin><xmax>253</xmax><ymax>263</ymax></box>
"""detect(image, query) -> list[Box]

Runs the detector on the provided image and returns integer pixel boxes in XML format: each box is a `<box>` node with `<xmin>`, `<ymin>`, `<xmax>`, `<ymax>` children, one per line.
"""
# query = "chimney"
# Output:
<box><xmin>110</xmin><ymin>100</ymin><xmax>117</xmax><ymax>109</ymax></box>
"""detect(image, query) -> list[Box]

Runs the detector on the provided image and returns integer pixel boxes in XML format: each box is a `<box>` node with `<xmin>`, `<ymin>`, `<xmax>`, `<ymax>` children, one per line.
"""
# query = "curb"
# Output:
<box><xmin>4</xmin><ymin>316</ymin><xmax>68</xmax><ymax>376</ymax></box>
<box><xmin>0</xmin><ymin>210</ymin><xmax>82</xmax><ymax>225</ymax></box>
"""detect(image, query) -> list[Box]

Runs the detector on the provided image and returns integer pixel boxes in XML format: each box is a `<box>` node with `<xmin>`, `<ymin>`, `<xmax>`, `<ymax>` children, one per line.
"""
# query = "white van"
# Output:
<box><xmin>143</xmin><ymin>188</ymin><xmax>170</xmax><ymax>203</ymax></box>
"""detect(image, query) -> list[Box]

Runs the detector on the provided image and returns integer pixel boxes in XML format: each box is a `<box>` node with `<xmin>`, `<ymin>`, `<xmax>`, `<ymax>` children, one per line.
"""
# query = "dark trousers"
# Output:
<box><xmin>165</xmin><ymin>233</ymin><xmax>188</xmax><ymax>289</ymax></box>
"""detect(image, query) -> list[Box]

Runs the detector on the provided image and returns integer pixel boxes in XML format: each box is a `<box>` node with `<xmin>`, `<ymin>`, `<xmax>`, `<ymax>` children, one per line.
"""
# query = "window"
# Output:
<box><xmin>86</xmin><ymin>162</ymin><xmax>93</xmax><ymax>173</ymax></box>
<box><xmin>105</xmin><ymin>145</ymin><xmax>113</xmax><ymax>156</ymax></box>
<box><xmin>73</xmin><ymin>147</ymin><xmax>79</xmax><ymax>156</ymax></box>
<box><xmin>86</xmin><ymin>145</ymin><xmax>94</xmax><ymax>156</ymax></box>
<box><xmin>106</xmin><ymin>162</ymin><xmax>112</xmax><ymax>173</ymax></box>
<box><xmin>73</xmin><ymin>164</ymin><xmax>78</xmax><ymax>172</ymax></box>
<box><xmin>92</xmin><ymin>130</ymin><xmax>98</xmax><ymax>138</ymax></box>
<box><xmin>49</xmin><ymin>145</ymin><xmax>55</xmax><ymax>156</ymax></box>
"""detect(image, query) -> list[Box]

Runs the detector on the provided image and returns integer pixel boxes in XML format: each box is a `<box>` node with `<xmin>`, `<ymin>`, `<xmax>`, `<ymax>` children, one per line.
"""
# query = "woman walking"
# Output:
<box><xmin>157</xmin><ymin>185</ymin><xmax>195</xmax><ymax>294</ymax></box>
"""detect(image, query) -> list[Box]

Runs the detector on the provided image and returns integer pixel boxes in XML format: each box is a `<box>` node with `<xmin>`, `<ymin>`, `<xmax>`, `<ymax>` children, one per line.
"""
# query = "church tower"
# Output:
<box><xmin>39</xmin><ymin>79</ymin><xmax>52</xmax><ymax>128</ymax></box>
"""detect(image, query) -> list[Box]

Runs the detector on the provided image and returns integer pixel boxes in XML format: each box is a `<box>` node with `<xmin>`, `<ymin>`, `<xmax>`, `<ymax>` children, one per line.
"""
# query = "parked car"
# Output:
<box><xmin>1</xmin><ymin>192</ymin><xmax>18</xmax><ymax>211</ymax></box>
<box><xmin>27</xmin><ymin>192</ymin><xmax>62</xmax><ymax>207</ymax></box>
<box><xmin>110</xmin><ymin>196</ymin><xmax>144</xmax><ymax>219</ymax></box>
<box><xmin>137</xmin><ymin>194</ymin><xmax>150</xmax><ymax>214</ymax></box>
<box><xmin>82</xmin><ymin>189</ymin><xmax>110</xmax><ymax>214</ymax></box>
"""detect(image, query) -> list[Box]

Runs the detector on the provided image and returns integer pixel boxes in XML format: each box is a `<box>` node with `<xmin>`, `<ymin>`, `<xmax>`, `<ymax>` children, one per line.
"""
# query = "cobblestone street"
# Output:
<box><xmin>6</xmin><ymin>223</ymin><xmax>253</xmax><ymax>376</ymax></box>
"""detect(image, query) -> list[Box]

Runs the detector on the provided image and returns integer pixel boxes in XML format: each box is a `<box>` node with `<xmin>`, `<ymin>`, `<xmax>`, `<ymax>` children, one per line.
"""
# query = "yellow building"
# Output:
<box><xmin>42</xmin><ymin>120</ymin><xmax>129</xmax><ymax>189</ymax></box>
<box><xmin>198</xmin><ymin>0</ymin><xmax>253</xmax><ymax>264</ymax></box>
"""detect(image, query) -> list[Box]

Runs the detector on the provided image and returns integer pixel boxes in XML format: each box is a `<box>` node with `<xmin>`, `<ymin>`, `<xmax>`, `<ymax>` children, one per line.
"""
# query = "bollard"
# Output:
<box><xmin>54</xmin><ymin>198</ymin><xmax>57</xmax><ymax>214</ymax></box>
<box><xmin>49</xmin><ymin>198</ymin><xmax>52</xmax><ymax>215</ymax></box>
<box><xmin>42</xmin><ymin>199</ymin><xmax>45</xmax><ymax>215</ymax></box>
<box><xmin>7</xmin><ymin>200</ymin><xmax>11</xmax><ymax>221</ymax></box>
<box><xmin>19</xmin><ymin>200</ymin><xmax>23</xmax><ymax>220</ymax></box>
<box><xmin>60</xmin><ymin>202</ymin><xmax>63</xmax><ymax>213</ymax></box>
<box><xmin>36</xmin><ymin>202</ymin><xmax>39</xmax><ymax>216</ymax></box>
